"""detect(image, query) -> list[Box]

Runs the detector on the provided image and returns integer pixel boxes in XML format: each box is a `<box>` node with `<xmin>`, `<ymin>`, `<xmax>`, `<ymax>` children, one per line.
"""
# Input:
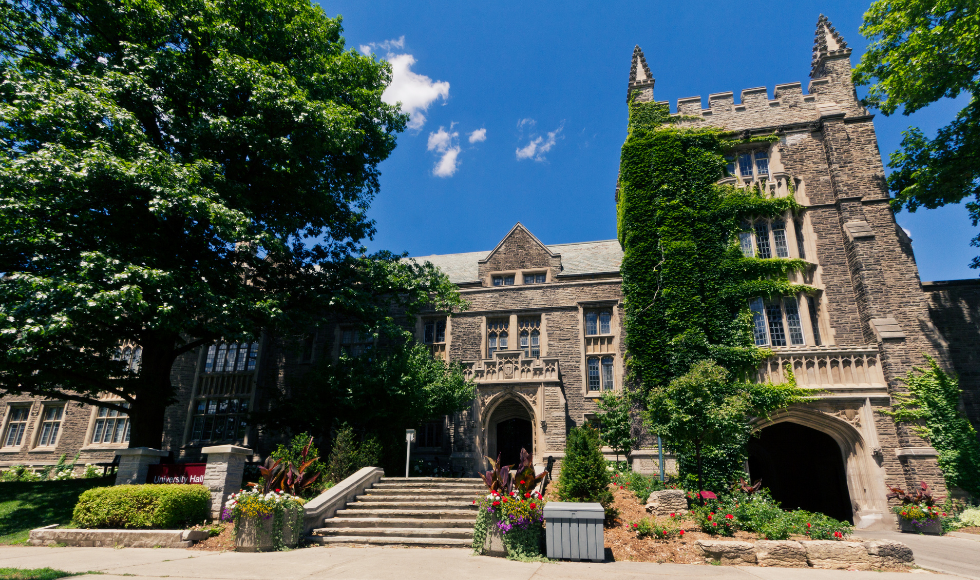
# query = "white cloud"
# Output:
<box><xmin>427</xmin><ymin>126</ymin><xmax>461</xmax><ymax>178</ymax></box>
<box><xmin>358</xmin><ymin>35</ymin><xmax>405</xmax><ymax>56</ymax></box>
<box><xmin>379</xmin><ymin>53</ymin><xmax>449</xmax><ymax>130</ymax></box>
<box><xmin>515</xmin><ymin>120</ymin><xmax>564</xmax><ymax>161</ymax></box>
<box><xmin>468</xmin><ymin>128</ymin><xmax>487</xmax><ymax>143</ymax></box>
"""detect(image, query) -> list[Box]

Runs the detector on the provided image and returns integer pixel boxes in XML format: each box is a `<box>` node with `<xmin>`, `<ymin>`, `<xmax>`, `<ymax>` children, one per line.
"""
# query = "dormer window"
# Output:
<box><xmin>523</xmin><ymin>273</ymin><xmax>546</xmax><ymax>284</ymax></box>
<box><xmin>492</xmin><ymin>275</ymin><xmax>515</xmax><ymax>286</ymax></box>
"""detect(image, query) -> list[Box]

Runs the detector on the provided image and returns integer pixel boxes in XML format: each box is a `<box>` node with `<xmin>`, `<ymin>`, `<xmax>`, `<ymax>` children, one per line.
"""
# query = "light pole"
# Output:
<box><xmin>405</xmin><ymin>429</ymin><xmax>416</xmax><ymax>478</ymax></box>
<box><xmin>657</xmin><ymin>435</ymin><xmax>665</xmax><ymax>483</ymax></box>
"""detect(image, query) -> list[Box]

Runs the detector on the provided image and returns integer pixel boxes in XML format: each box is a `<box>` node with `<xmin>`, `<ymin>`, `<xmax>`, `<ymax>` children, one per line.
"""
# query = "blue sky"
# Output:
<box><xmin>319</xmin><ymin>0</ymin><xmax>974</xmax><ymax>282</ymax></box>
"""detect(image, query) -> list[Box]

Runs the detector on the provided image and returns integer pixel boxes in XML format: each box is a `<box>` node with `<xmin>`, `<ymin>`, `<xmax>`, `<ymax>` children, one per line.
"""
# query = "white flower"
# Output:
<box><xmin>97</xmin><ymin>56</ymin><xmax>108</xmax><ymax>65</ymax></box>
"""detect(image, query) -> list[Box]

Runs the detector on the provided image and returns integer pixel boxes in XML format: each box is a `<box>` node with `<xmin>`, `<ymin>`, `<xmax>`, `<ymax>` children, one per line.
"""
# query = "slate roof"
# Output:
<box><xmin>410</xmin><ymin>240</ymin><xmax>623</xmax><ymax>284</ymax></box>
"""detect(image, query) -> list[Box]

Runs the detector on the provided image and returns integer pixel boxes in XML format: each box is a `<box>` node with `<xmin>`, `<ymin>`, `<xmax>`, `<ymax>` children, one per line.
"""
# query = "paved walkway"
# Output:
<box><xmin>854</xmin><ymin>530</ymin><xmax>980</xmax><ymax>580</ymax></box>
<box><xmin>0</xmin><ymin>545</ymin><xmax>945</xmax><ymax>580</ymax></box>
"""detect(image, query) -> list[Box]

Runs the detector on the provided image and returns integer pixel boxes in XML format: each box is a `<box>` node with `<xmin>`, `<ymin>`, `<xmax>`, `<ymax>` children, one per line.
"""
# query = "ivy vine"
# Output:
<box><xmin>617</xmin><ymin>95</ymin><xmax>814</xmax><ymax>487</ymax></box>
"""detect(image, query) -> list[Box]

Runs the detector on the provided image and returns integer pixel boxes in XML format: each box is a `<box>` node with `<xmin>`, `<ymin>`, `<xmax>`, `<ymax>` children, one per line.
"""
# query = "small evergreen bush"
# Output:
<box><xmin>958</xmin><ymin>507</ymin><xmax>980</xmax><ymax>528</ymax></box>
<box><xmin>557</xmin><ymin>426</ymin><xmax>615</xmax><ymax>523</ymax></box>
<box><xmin>72</xmin><ymin>484</ymin><xmax>210</xmax><ymax>529</ymax></box>
<box><xmin>326</xmin><ymin>425</ymin><xmax>382</xmax><ymax>483</ymax></box>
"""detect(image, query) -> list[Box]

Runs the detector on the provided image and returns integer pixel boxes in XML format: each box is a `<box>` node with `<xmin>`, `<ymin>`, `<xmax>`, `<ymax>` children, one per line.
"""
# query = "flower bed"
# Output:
<box><xmin>473</xmin><ymin>489</ymin><xmax>545</xmax><ymax>559</ymax></box>
<box><xmin>224</xmin><ymin>489</ymin><xmax>304</xmax><ymax>552</ymax></box>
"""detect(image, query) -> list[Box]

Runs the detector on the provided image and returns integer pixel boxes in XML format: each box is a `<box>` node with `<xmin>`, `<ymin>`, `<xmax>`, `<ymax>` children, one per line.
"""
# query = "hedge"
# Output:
<box><xmin>72</xmin><ymin>484</ymin><xmax>210</xmax><ymax>529</ymax></box>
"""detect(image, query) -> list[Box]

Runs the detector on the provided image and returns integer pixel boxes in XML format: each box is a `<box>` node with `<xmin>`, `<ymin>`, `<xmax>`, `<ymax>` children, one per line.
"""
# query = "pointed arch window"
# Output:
<box><xmin>487</xmin><ymin>319</ymin><xmax>509</xmax><ymax>358</ymax></box>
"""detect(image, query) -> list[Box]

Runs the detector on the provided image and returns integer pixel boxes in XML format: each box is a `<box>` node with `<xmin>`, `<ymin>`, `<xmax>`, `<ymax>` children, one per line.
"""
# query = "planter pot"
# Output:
<box><xmin>898</xmin><ymin>517</ymin><xmax>942</xmax><ymax>535</ymax></box>
<box><xmin>480</xmin><ymin>515</ymin><xmax>507</xmax><ymax>557</ymax></box>
<box><xmin>235</xmin><ymin>508</ymin><xmax>301</xmax><ymax>552</ymax></box>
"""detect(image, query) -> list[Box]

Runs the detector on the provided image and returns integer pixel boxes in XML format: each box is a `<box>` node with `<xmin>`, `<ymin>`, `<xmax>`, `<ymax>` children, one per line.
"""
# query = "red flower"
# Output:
<box><xmin>725</xmin><ymin>514</ymin><xmax>733</xmax><ymax>520</ymax></box>
<box><xmin>530</xmin><ymin>502</ymin><xmax>537</xmax><ymax>509</ymax></box>
<box><xmin>520</xmin><ymin>480</ymin><xmax>526</xmax><ymax>485</ymax></box>
<box><xmin>679</xmin><ymin>530</ymin><xmax>685</xmax><ymax>536</ymax></box>
<box><xmin>943</xmin><ymin>513</ymin><xmax>947</xmax><ymax>517</ymax></box>
<box><xmin>632</xmin><ymin>523</ymin><xmax>638</xmax><ymax>528</ymax></box>
<box><xmin>492</xmin><ymin>501</ymin><xmax>500</xmax><ymax>506</ymax></box>
<box><xmin>712</xmin><ymin>522</ymin><xmax>717</xmax><ymax>527</ymax></box>
<box><xmin>707</xmin><ymin>514</ymin><xmax>712</xmax><ymax>520</ymax></box>
<box><xmin>806</xmin><ymin>522</ymin><xmax>811</xmax><ymax>528</ymax></box>
<box><xmin>670</xmin><ymin>513</ymin><xmax>676</xmax><ymax>518</ymax></box>
<box><xmin>620</xmin><ymin>486</ymin><xmax>624</xmax><ymax>490</ymax></box>
<box><xmin>275</xmin><ymin>489</ymin><xmax>281</xmax><ymax>493</ymax></box>
<box><xmin>472</xmin><ymin>500</ymin><xmax>476</xmax><ymax>504</ymax></box>
<box><xmin>662</xmin><ymin>530</ymin><xmax>667</xmax><ymax>535</ymax></box>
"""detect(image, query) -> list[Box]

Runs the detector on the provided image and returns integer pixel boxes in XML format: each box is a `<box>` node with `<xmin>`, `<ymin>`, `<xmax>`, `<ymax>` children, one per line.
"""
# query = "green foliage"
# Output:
<box><xmin>268</xmin><ymin>433</ymin><xmax>326</xmax><ymax>497</ymax></box>
<box><xmin>0</xmin><ymin>467</ymin><xmax>41</xmax><ymax>483</ymax></box>
<box><xmin>646</xmin><ymin>360</ymin><xmax>808</xmax><ymax>494</ymax></box>
<box><xmin>596</xmin><ymin>392</ymin><xmax>636</xmax><ymax>463</ymax></box>
<box><xmin>617</xmin><ymin>97</ymin><xmax>811</xmax><ymax>493</ymax></box>
<box><xmin>262</xmin><ymin>339</ymin><xmax>475</xmax><ymax>474</ymax></box>
<box><xmin>325</xmin><ymin>425</ymin><xmax>383</xmax><ymax>483</ymax></box>
<box><xmin>882</xmin><ymin>356</ymin><xmax>980</xmax><ymax>498</ymax></box>
<box><xmin>557</xmin><ymin>426</ymin><xmax>610</xmax><ymax>502</ymax></box>
<box><xmin>611</xmin><ymin>466</ymin><xmax>680</xmax><ymax>503</ymax></box>
<box><xmin>0</xmin><ymin>569</ymin><xmax>87</xmax><ymax>580</ymax></box>
<box><xmin>0</xmin><ymin>0</ymin><xmax>463</xmax><ymax>448</ymax></box>
<box><xmin>853</xmin><ymin>1</ymin><xmax>980</xmax><ymax>268</ymax></box>
<box><xmin>630</xmin><ymin>515</ymin><xmax>681</xmax><ymax>539</ymax></box>
<box><xmin>959</xmin><ymin>507</ymin><xmax>980</xmax><ymax>527</ymax></box>
<box><xmin>556</xmin><ymin>426</ymin><xmax>617</xmax><ymax>523</ymax></box>
<box><xmin>694</xmin><ymin>490</ymin><xmax>852</xmax><ymax>540</ymax></box>
<box><xmin>71</xmin><ymin>484</ymin><xmax>210</xmax><ymax>529</ymax></box>
<box><xmin>0</xmin><ymin>477</ymin><xmax>114</xmax><ymax>544</ymax></box>
<box><xmin>81</xmin><ymin>465</ymin><xmax>100</xmax><ymax>480</ymax></box>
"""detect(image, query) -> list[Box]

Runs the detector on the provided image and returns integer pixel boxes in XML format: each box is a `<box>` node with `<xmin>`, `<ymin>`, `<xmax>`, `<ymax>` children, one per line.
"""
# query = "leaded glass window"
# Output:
<box><xmin>487</xmin><ymin>319</ymin><xmax>508</xmax><ymax>358</ymax></box>
<box><xmin>755</xmin><ymin>222</ymin><xmax>772</xmax><ymax>259</ymax></box>
<box><xmin>772</xmin><ymin>220</ymin><xmax>789</xmax><ymax>258</ymax></box>
<box><xmin>750</xmin><ymin>298</ymin><xmax>769</xmax><ymax>346</ymax></box>
<box><xmin>784</xmin><ymin>298</ymin><xmax>805</xmax><ymax>345</ymax></box>
<box><xmin>765</xmin><ymin>302</ymin><xmax>787</xmax><ymax>347</ymax></box>
<box><xmin>587</xmin><ymin>357</ymin><xmax>601</xmax><ymax>391</ymax></box>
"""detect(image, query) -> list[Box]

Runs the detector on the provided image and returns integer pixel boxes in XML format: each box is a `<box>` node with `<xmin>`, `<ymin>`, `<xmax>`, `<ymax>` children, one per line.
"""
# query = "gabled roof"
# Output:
<box><xmin>411</xmin><ymin>239</ymin><xmax>623</xmax><ymax>284</ymax></box>
<box><xmin>478</xmin><ymin>222</ymin><xmax>559</xmax><ymax>265</ymax></box>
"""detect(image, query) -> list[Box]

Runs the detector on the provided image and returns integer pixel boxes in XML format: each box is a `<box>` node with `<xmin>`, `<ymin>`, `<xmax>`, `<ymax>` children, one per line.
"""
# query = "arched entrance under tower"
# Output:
<box><xmin>748</xmin><ymin>422</ymin><xmax>853</xmax><ymax>523</ymax></box>
<box><xmin>486</xmin><ymin>397</ymin><xmax>533</xmax><ymax>467</ymax></box>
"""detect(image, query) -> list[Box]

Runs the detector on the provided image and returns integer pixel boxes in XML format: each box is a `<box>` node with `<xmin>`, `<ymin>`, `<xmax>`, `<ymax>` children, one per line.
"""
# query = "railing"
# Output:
<box><xmin>462</xmin><ymin>350</ymin><xmax>559</xmax><ymax>383</ymax></box>
<box><xmin>756</xmin><ymin>346</ymin><xmax>886</xmax><ymax>390</ymax></box>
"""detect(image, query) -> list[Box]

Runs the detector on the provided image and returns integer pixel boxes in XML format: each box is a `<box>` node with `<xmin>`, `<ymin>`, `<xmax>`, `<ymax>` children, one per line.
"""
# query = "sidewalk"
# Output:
<box><xmin>854</xmin><ymin>530</ymin><xmax>980</xmax><ymax>580</ymax></box>
<box><xmin>0</xmin><ymin>545</ymin><xmax>945</xmax><ymax>580</ymax></box>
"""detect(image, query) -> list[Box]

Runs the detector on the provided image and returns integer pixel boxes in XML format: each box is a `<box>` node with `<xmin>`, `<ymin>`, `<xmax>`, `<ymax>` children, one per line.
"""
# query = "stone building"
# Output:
<box><xmin>1</xmin><ymin>16</ymin><xmax>977</xmax><ymax>530</ymax></box>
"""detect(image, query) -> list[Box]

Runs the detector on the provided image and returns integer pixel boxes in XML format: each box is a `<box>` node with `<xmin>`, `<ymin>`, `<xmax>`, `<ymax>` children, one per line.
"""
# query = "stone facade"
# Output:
<box><xmin>1</xmin><ymin>15</ymin><xmax>977</xmax><ymax>531</ymax></box>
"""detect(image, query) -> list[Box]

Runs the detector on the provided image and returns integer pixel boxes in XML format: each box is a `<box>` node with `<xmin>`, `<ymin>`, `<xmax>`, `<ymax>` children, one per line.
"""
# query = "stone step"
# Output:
<box><xmin>334</xmin><ymin>508</ymin><xmax>477</xmax><ymax>520</ymax></box>
<box><xmin>363</xmin><ymin>488</ymin><xmax>480</xmax><ymax>497</ymax></box>
<box><xmin>357</xmin><ymin>494</ymin><xmax>478</xmax><ymax>503</ymax></box>
<box><xmin>374</xmin><ymin>481</ymin><xmax>484</xmax><ymax>489</ymax></box>
<box><xmin>313</xmin><ymin>527</ymin><xmax>473</xmax><ymax>539</ymax></box>
<box><xmin>306</xmin><ymin>535</ymin><xmax>472</xmax><ymax>548</ymax></box>
<box><xmin>381</xmin><ymin>477</ymin><xmax>482</xmax><ymax>483</ymax></box>
<box><xmin>319</xmin><ymin>517</ymin><xmax>477</xmax><ymax>529</ymax></box>
<box><xmin>345</xmin><ymin>501</ymin><xmax>475</xmax><ymax>509</ymax></box>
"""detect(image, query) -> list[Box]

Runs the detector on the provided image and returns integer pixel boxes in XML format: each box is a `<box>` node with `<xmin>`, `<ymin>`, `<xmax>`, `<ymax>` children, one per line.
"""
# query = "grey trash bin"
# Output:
<box><xmin>543</xmin><ymin>502</ymin><xmax>604</xmax><ymax>562</ymax></box>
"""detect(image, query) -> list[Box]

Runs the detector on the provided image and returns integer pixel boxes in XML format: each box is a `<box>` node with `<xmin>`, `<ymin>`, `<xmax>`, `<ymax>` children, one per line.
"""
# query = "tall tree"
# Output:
<box><xmin>0</xmin><ymin>0</ymin><xmax>461</xmax><ymax>448</ymax></box>
<box><xmin>853</xmin><ymin>0</ymin><xmax>980</xmax><ymax>267</ymax></box>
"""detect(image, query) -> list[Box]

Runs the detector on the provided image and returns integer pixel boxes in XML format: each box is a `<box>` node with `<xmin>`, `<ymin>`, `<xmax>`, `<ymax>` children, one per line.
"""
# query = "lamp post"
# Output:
<box><xmin>405</xmin><ymin>429</ymin><xmax>416</xmax><ymax>478</ymax></box>
<box><xmin>657</xmin><ymin>435</ymin><xmax>665</xmax><ymax>483</ymax></box>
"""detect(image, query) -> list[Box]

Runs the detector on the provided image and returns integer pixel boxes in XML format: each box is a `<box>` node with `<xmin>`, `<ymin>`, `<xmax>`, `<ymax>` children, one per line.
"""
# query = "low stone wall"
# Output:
<box><xmin>28</xmin><ymin>526</ymin><xmax>209</xmax><ymax>548</ymax></box>
<box><xmin>696</xmin><ymin>538</ymin><xmax>914</xmax><ymax>569</ymax></box>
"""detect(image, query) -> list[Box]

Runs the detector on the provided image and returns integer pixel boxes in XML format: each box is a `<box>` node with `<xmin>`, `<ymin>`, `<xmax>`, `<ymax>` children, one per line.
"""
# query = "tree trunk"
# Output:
<box><xmin>127</xmin><ymin>335</ymin><xmax>178</xmax><ymax>449</ymax></box>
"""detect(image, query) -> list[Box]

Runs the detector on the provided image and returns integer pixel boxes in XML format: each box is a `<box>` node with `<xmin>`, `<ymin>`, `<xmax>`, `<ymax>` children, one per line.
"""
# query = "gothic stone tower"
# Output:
<box><xmin>628</xmin><ymin>15</ymin><xmax>950</xmax><ymax>529</ymax></box>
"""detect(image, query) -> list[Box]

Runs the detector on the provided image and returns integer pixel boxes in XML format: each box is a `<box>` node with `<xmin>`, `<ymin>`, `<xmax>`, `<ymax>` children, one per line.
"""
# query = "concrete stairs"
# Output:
<box><xmin>309</xmin><ymin>477</ymin><xmax>483</xmax><ymax>548</ymax></box>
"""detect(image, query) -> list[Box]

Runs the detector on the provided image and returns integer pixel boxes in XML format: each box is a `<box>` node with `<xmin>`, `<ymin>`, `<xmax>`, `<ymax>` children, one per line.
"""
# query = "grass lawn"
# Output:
<box><xmin>0</xmin><ymin>568</ymin><xmax>89</xmax><ymax>580</ymax></box>
<box><xmin>0</xmin><ymin>477</ymin><xmax>114</xmax><ymax>545</ymax></box>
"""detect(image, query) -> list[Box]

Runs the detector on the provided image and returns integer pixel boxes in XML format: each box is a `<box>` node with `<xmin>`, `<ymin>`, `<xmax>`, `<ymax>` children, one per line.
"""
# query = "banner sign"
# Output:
<box><xmin>146</xmin><ymin>463</ymin><xmax>206</xmax><ymax>484</ymax></box>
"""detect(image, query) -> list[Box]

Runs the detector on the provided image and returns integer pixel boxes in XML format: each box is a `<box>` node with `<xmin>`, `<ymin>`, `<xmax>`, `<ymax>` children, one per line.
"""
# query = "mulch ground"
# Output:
<box><xmin>955</xmin><ymin>526</ymin><xmax>980</xmax><ymax>535</ymax></box>
<box><xmin>188</xmin><ymin>522</ymin><xmax>235</xmax><ymax>551</ymax></box>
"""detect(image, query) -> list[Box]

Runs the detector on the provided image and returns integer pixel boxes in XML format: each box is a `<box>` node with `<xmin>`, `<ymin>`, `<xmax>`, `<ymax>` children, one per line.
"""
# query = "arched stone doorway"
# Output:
<box><xmin>748</xmin><ymin>422</ymin><xmax>853</xmax><ymax>523</ymax></box>
<box><xmin>486</xmin><ymin>397</ymin><xmax>533</xmax><ymax>467</ymax></box>
<box><xmin>750</xmin><ymin>408</ymin><xmax>892</xmax><ymax>529</ymax></box>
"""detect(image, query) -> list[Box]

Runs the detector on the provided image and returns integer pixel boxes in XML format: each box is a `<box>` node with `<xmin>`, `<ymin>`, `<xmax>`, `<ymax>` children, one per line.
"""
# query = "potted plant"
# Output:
<box><xmin>473</xmin><ymin>448</ymin><xmax>547</xmax><ymax>559</ymax></box>
<box><xmin>227</xmin><ymin>436</ymin><xmax>321</xmax><ymax>551</ymax></box>
<box><xmin>888</xmin><ymin>481</ymin><xmax>943</xmax><ymax>535</ymax></box>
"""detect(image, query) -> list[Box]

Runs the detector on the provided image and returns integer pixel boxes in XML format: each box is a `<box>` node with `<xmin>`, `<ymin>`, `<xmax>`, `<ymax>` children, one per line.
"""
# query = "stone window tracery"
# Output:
<box><xmin>749</xmin><ymin>297</ymin><xmax>807</xmax><ymax>347</ymax></box>
<box><xmin>487</xmin><ymin>319</ymin><xmax>509</xmax><ymax>358</ymax></box>
<box><xmin>732</xmin><ymin>150</ymin><xmax>770</xmax><ymax>180</ymax></box>
<box><xmin>518</xmin><ymin>317</ymin><xmax>541</xmax><ymax>358</ymax></box>
<box><xmin>740</xmin><ymin>218</ymin><xmax>792</xmax><ymax>259</ymax></box>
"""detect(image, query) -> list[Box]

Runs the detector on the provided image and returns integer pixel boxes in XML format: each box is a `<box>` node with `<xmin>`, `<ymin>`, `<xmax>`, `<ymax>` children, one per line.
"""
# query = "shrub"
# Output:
<box><xmin>0</xmin><ymin>466</ymin><xmax>41</xmax><ymax>482</ymax></box>
<box><xmin>630</xmin><ymin>515</ymin><xmax>682</xmax><ymax>540</ymax></box>
<box><xmin>557</xmin><ymin>426</ymin><xmax>614</xmax><ymax>523</ymax></box>
<box><xmin>270</xmin><ymin>433</ymin><xmax>328</xmax><ymax>496</ymax></box>
<box><xmin>692</xmin><ymin>490</ymin><xmax>852</xmax><ymax>540</ymax></box>
<box><xmin>959</xmin><ymin>507</ymin><xmax>980</xmax><ymax>527</ymax></box>
<box><xmin>326</xmin><ymin>425</ymin><xmax>382</xmax><ymax>483</ymax></box>
<box><xmin>72</xmin><ymin>484</ymin><xmax>210</xmax><ymax>529</ymax></box>
<box><xmin>611</xmin><ymin>466</ymin><xmax>681</xmax><ymax>503</ymax></box>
